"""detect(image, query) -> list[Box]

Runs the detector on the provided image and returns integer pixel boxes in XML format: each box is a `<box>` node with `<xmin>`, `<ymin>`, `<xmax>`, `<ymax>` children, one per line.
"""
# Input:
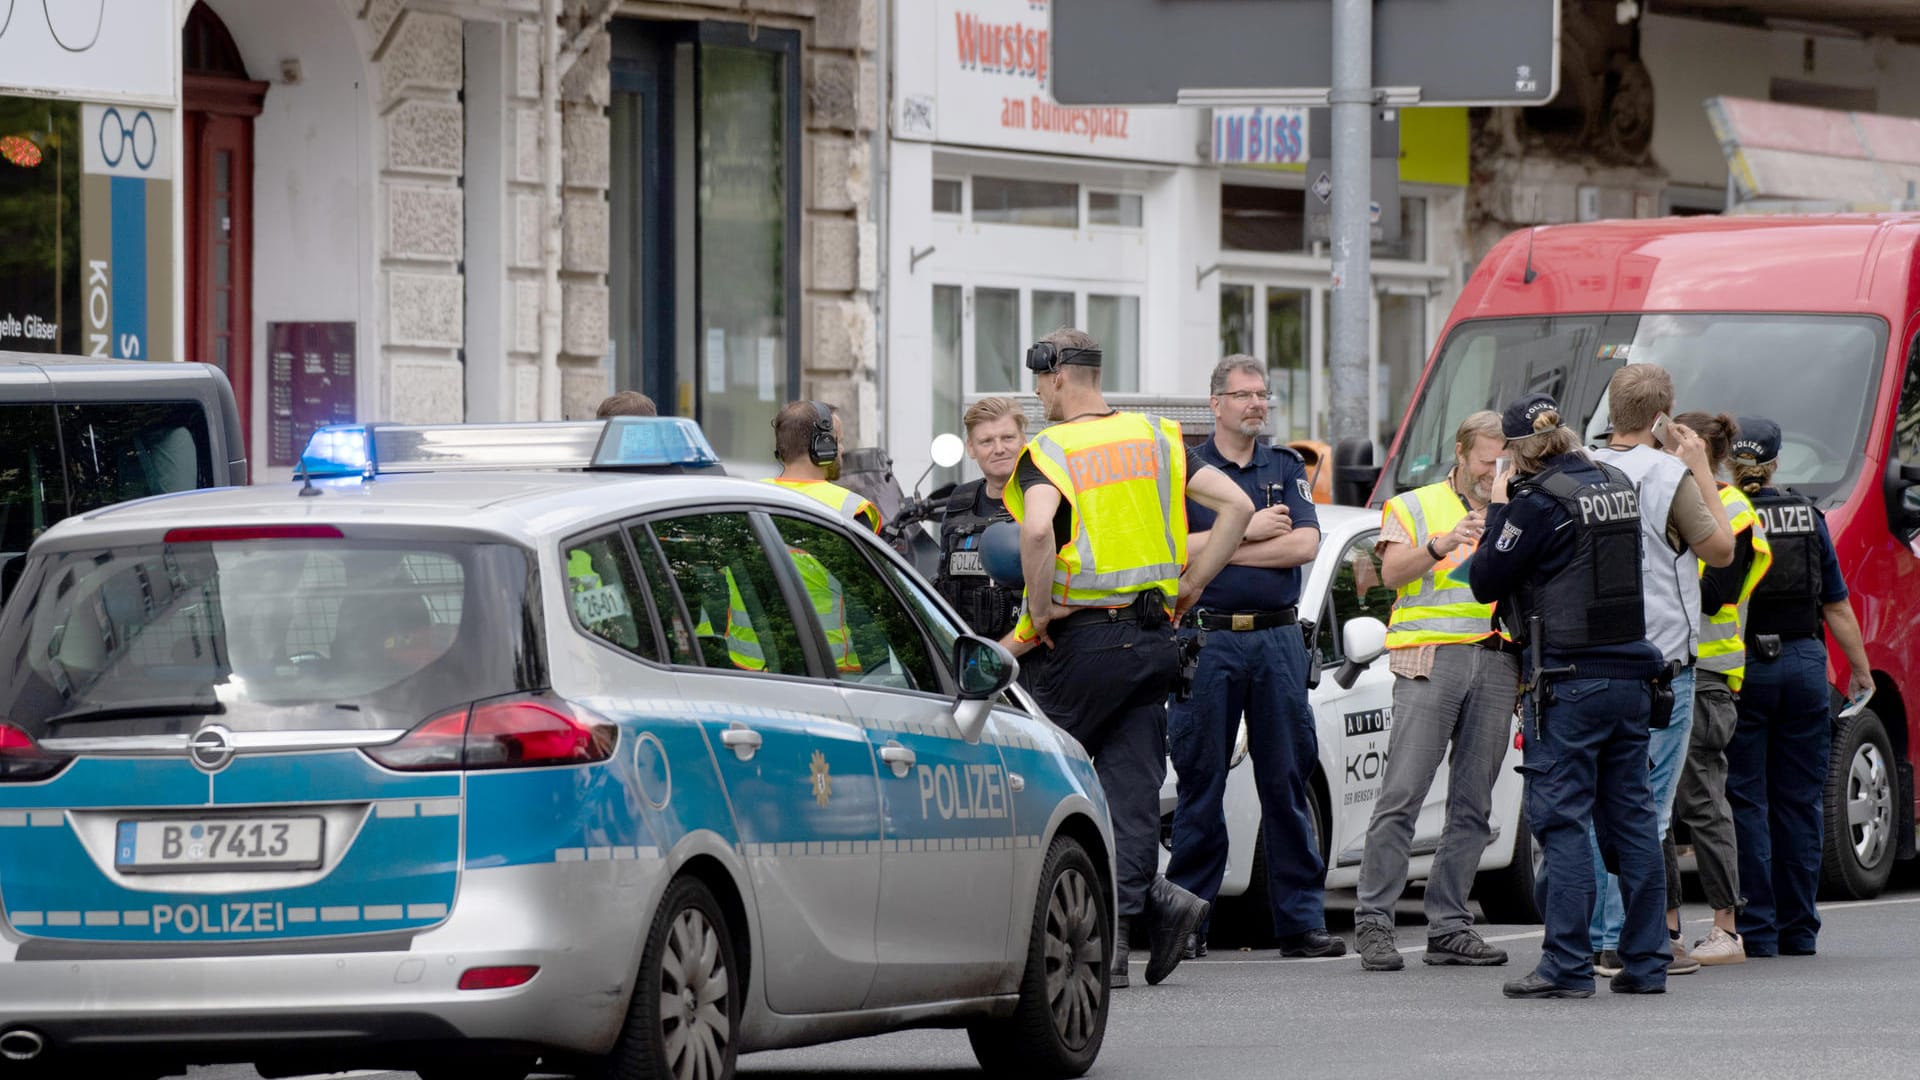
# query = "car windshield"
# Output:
<box><xmin>0</xmin><ymin>538</ymin><xmax>545</xmax><ymax>740</ymax></box>
<box><xmin>1388</xmin><ymin>313</ymin><xmax>1887</xmax><ymax>504</ymax></box>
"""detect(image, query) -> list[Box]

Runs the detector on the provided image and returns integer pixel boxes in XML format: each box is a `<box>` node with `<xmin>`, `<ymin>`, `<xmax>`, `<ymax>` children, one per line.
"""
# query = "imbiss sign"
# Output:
<box><xmin>896</xmin><ymin>0</ymin><xmax>1204</xmax><ymax>165</ymax></box>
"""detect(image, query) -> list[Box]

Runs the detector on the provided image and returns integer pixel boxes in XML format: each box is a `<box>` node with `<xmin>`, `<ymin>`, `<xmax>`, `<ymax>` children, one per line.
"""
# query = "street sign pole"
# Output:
<box><xmin>1329</xmin><ymin>0</ymin><xmax>1373</xmax><ymax>453</ymax></box>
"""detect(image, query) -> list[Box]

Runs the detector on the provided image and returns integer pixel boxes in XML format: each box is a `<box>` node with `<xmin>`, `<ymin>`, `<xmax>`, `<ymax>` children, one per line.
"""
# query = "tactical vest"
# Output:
<box><xmin>935</xmin><ymin>480</ymin><xmax>1022</xmax><ymax>640</ymax></box>
<box><xmin>1698</xmin><ymin>484</ymin><xmax>1773</xmax><ymax>690</ymax></box>
<box><xmin>1508</xmin><ymin>458</ymin><xmax>1647</xmax><ymax>651</ymax></box>
<box><xmin>1747</xmin><ymin>488</ymin><xmax>1823</xmax><ymax>638</ymax></box>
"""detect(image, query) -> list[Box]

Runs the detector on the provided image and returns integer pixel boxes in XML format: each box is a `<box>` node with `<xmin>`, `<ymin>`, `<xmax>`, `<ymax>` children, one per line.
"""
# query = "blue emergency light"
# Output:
<box><xmin>298</xmin><ymin>418</ymin><xmax>721</xmax><ymax>479</ymax></box>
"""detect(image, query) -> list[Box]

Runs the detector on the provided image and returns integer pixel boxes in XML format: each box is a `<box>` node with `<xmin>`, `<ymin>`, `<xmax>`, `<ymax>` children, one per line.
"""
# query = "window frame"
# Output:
<box><xmin>557</xmin><ymin>523</ymin><xmax>668</xmax><ymax>665</ymax></box>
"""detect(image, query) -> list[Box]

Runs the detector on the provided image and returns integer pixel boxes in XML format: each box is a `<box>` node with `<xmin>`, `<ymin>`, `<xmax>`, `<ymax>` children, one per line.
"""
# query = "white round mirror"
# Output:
<box><xmin>930</xmin><ymin>432</ymin><xmax>966</xmax><ymax>468</ymax></box>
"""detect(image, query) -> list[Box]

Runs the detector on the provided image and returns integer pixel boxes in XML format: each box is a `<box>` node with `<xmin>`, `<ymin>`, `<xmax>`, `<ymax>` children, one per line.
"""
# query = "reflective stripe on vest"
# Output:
<box><xmin>1697</xmin><ymin>484</ymin><xmax>1773</xmax><ymax>690</ymax></box>
<box><xmin>1383</xmin><ymin>480</ymin><xmax>1499</xmax><ymax>648</ymax></box>
<box><xmin>767</xmin><ymin>478</ymin><xmax>882</xmax><ymax>534</ymax></box>
<box><xmin>721</xmin><ymin>571</ymin><xmax>767</xmax><ymax>671</ymax></box>
<box><xmin>1003</xmin><ymin>412</ymin><xmax>1189</xmax><ymax>614</ymax></box>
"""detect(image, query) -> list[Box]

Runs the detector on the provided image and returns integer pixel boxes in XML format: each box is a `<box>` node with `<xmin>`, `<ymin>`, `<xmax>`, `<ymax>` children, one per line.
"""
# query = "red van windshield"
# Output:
<box><xmin>1388</xmin><ymin>312</ymin><xmax>1886</xmax><ymax>504</ymax></box>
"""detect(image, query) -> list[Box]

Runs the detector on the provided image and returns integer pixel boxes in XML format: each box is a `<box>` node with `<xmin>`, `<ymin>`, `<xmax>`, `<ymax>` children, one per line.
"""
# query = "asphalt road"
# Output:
<box><xmin>189</xmin><ymin>871</ymin><xmax>1920</xmax><ymax>1080</ymax></box>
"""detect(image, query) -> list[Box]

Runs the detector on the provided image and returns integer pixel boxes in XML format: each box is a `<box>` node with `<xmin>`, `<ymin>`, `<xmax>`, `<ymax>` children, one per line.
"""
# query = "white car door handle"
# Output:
<box><xmin>878</xmin><ymin>742</ymin><xmax>915</xmax><ymax>777</ymax></box>
<box><xmin>720</xmin><ymin>726</ymin><xmax>762</xmax><ymax>760</ymax></box>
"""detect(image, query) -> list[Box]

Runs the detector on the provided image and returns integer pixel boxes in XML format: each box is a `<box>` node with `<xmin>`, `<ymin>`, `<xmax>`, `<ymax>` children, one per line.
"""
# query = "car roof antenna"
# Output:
<box><xmin>1522</xmin><ymin>226</ymin><xmax>1539</xmax><ymax>285</ymax></box>
<box><xmin>296</xmin><ymin>459</ymin><xmax>322</xmax><ymax>498</ymax></box>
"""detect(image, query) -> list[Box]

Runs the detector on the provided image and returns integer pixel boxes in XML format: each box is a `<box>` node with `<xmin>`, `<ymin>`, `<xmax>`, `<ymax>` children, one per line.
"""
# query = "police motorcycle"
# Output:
<box><xmin>837</xmin><ymin>433</ymin><xmax>967</xmax><ymax>581</ymax></box>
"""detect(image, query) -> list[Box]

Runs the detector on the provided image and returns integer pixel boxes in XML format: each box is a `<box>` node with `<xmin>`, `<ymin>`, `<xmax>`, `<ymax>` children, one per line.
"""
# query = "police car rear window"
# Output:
<box><xmin>0</xmin><ymin>539</ymin><xmax>544</xmax><ymax>740</ymax></box>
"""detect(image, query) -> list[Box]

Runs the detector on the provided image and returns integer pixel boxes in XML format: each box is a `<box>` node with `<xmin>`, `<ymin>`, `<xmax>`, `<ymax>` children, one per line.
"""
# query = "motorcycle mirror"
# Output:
<box><xmin>931</xmin><ymin>433</ymin><xmax>965</xmax><ymax>469</ymax></box>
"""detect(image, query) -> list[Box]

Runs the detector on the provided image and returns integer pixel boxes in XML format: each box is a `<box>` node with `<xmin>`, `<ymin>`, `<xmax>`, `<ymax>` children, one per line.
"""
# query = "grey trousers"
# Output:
<box><xmin>1356</xmin><ymin>643</ymin><xmax>1520</xmax><ymax>935</ymax></box>
<box><xmin>1676</xmin><ymin>669</ymin><xmax>1742</xmax><ymax>912</ymax></box>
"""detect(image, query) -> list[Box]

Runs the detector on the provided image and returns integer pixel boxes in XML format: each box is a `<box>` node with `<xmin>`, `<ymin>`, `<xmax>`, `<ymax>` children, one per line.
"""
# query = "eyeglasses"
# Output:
<box><xmin>1216</xmin><ymin>390</ymin><xmax>1274</xmax><ymax>404</ymax></box>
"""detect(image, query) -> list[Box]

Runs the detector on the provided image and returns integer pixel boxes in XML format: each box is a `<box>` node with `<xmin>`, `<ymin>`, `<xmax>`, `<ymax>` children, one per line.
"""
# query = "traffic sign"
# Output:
<box><xmin>1052</xmin><ymin>0</ymin><xmax>1560</xmax><ymax>108</ymax></box>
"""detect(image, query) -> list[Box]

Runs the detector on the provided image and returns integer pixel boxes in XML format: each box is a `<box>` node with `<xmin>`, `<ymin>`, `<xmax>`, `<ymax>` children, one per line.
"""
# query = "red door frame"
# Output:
<box><xmin>184</xmin><ymin>73</ymin><xmax>267</xmax><ymax>456</ymax></box>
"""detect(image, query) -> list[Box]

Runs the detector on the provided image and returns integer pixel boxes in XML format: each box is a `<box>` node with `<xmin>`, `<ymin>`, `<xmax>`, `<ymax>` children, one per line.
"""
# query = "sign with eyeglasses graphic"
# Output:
<box><xmin>0</xmin><ymin>0</ymin><xmax>176</xmax><ymax>103</ymax></box>
<box><xmin>82</xmin><ymin>104</ymin><xmax>172</xmax><ymax>179</ymax></box>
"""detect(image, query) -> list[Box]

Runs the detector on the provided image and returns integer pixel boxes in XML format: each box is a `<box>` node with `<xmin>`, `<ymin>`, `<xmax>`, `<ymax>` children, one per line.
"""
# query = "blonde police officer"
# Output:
<box><xmin>1001</xmin><ymin>327</ymin><xmax>1254</xmax><ymax>990</ymax></box>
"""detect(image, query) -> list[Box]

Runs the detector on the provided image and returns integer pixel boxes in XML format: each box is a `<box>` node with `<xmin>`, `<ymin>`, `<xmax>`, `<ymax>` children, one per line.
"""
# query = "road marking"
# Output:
<box><xmin>1820</xmin><ymin>894</ymin><xmax>1920</xmax><ymax>912</ymax></box>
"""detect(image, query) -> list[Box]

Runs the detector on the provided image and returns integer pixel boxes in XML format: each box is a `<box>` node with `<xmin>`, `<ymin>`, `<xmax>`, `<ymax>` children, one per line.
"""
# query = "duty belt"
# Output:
<box><xmin>1186</xmin><ymin>606</ymin><xmax>1298</xmax><ymax>632</ymax></box>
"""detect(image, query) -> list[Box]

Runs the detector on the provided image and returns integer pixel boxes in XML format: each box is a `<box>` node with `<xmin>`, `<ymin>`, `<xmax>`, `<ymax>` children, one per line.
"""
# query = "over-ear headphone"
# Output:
<box><xmin>807</xmin><ymin>400</ymin><xmax>839</xmax><ymax>467</ymax></box>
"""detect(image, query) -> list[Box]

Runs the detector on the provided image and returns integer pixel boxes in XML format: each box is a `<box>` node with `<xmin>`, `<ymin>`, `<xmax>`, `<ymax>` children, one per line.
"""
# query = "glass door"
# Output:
<box><xmin>1220</xmin><ymin>278</ymin><xmax>1325</xmax><ymax>443</ymax></box>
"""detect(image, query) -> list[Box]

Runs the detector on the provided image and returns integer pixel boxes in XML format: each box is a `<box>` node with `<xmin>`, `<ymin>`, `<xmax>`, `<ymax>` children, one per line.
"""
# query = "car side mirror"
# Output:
<box><xmin>1885</xmin><ymin>458</ymin><xmax>1920</xmax><ymax>540</ymax></box>
<box><xmin>950</xmin><ymin>634</ymin><xmax>1018</xmax><ymax>743</ymax></box>
<box><xmin>1334</xmin><ymin>616</ymin><xmax>1389</xmax><ymax>690</ymax></box>
<box><xmin>1333</xmin><ymin>437</ymin><xmax>1379</xmax><ymax>507</ymax></box>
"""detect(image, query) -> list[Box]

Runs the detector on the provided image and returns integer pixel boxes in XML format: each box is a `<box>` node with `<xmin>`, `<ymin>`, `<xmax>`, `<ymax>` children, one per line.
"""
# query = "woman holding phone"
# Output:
<box><xmin>1723</xmin><ymin>416</ymin><xmax>1872</xmax><ymax>958</ymax></box>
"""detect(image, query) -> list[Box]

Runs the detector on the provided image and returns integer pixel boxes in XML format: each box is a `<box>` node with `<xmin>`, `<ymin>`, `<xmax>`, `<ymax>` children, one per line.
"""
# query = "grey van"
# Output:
<box><xmin>0</xmin><ymin>353</ymin><xmax>246</xmax><ymax>599</ymax></box>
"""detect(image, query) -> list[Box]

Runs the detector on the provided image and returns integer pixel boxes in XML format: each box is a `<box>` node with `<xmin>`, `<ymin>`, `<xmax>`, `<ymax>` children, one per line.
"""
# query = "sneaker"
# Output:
<box><xmin>1667</xmin><ymin>936</ymin><xmax>1701</xmax><ymax>975</ymax></box>
<box><xmin>1593</xmin><ymin>949</ymin><xmax>1623</xmax><ymax>977</ymax></box>
<box><xmin>1426</xmin><ymin>928</ymin><xmax>1509</xmax><ymax>966</ymax></box>
<box><xmin>1691</xmin><ymin>927</ymin><xmax>1747</xmax><ymax>966</ymax></box>
<box><xmin>1356</xmin><ymin>921</ymin><xmax>1404</xmax><ymax>971</ymax></box>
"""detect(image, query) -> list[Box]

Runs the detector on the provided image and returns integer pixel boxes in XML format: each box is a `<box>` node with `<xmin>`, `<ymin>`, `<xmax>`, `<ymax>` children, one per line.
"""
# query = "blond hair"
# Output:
<box><xmin>963</xmin><ymin>395</ymin><xmax>1027</xmax><ymax>437</ymax></box>
<box><xmin>1735</xmin><ymin>459</ymin><xmax>1776</xmax><ymax>496</ymax></box>
<box><xmin>1608</xmin><ymin>364</ymin><xmax>1674</xmax><ymax>435</ymax></box>
<box><xmin>1509</xmin><ymin>407</ymin><xmax>1580</xmax><ymax>474</ymax></box>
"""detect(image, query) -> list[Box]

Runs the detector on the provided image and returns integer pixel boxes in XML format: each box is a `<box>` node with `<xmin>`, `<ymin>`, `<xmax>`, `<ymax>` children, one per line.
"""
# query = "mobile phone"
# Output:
<box><xmin>1840</xmin><ymin>685</ymin><xmax>1875</xmax><ymax>720</ymax></box>
<box><xmin>1492</xmin><ymin>457</ymin><xmax>1510</xmax><ymax>484</ymax></box>
<box><xmin>1651</xmin><ymin>412</ymin><xmax>1674</xmax><ymax>448</ymax></box>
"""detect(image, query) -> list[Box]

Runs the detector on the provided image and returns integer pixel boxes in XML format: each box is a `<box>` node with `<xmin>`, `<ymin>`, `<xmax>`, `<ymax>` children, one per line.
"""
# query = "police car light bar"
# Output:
<box><xmin>298</xmin><ymin>418</ymin><xmax>720</xmax><ymax>478</ymax></box>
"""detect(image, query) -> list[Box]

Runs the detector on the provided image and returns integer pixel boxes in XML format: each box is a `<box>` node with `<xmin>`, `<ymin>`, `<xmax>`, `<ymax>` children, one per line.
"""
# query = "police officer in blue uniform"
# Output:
<box><xmin>1724</xmin><ymin>416</ymin><xmax>1872</xmax><ymax>957</ymax></box>
<box><xmin>1166</xmin><ymin>356</ymin><xmax>1342</xmax><ymax>958</ymax></box>
<box><xmin>1468</xmin><ymin>393</ymin><xmax>1670</xmax><ymax>998</ymax></box>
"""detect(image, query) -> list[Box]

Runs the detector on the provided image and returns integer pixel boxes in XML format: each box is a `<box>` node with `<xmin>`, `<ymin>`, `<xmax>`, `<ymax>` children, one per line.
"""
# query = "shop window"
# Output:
<box><xmin>933</xmin><ymin>178</ymin><xmax>962</xmax><ymax>215</ymax></box>
<box><xmin>1222</xmin><ymin>184</ymin><xmax>1304</xmax><ymax>252</ymax></box>
<box><xmin>1374</xmin><ymin>196</ymin><xmax>1427</xmax><ymax>262</ymax></box>
<box><xmin>975</xmin><ymin>287</ymin><xmax>1021</xmax><ymax>392</ymax></box>
<box><xmin>1089</xmin><ymin>294</ymin><xmax>1141</xmax><ymax>393</ymax></box>
<box><xmin>1268</xmin><ymin>290</ymin><xmax>1309</xmax><ymax>440</ymax></box>
<box><xmin>1220</xmin><ymin>284</ymin><xmax>1255</xmax><ymax>358</ymax></box>
<box><xmin>973</xmin><ymin>176</ymin><xmax>1078</xmax><ymax>228</ymax></box>
<box><xmin>1376</xmin><ymin>293</ymin><xmax>1428</xmax><ymax>449</ymax></box>
<box><xmin>1032</xmin><ymin>290</ymin><xmax>1074</xmax><ymax>341</ymax></box>
<box><xmin>1089</xmin><ymin>191</ymin><xmax>1142</xmax><ymax>228</ymax></box>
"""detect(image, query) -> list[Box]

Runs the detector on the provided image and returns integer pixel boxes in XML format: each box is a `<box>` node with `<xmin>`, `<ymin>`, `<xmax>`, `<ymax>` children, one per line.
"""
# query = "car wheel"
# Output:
<box><xmin>1472</xmin><ymin>822</ymin><xmax>1542</xmax><ymax>925</ymax></box>
<box><xmin>1821</xmin><ymin>707</ymin><xmax>1898</xmax><ymax>900</ymax></box>
<box><xmin>967</xmin><ymin>835</ymin><xmax>1109</xmax><ymax>1079</ymax></box>
<box><xmin>592</xmin><ymin>875</ymin><xmax>739</xmax><ymax>1080</ymax></box>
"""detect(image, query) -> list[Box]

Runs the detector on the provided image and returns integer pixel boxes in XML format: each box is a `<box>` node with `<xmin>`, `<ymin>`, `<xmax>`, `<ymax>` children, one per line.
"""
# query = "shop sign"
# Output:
<box><xmin>79</xmin><ymin>102</ymin><xmax>173</xmax><ymax>360</ymax></box>
<box><xmin>0</xmin><ymin>1</ymin><xmax>177</xmax><ymax>103</ymax></box>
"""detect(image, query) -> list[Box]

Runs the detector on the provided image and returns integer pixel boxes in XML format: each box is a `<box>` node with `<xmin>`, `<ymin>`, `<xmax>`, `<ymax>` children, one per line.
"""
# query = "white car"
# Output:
<box><xmin>1159</xmin><ymin>504</ymin><xmax>1536</xmax><ymax>940</ymax></box>
<box><xmin>0</xmin><ymin>419</ymin><xmax>1116</xmax><ymax>1080</ymax></box>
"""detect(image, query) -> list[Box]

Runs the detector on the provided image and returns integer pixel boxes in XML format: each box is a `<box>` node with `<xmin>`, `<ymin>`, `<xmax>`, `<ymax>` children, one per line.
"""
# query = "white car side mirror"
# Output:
<box><xmin>949</xmin><ymin>634</ymin><xmax>1018</xmax><ymax>743</ymax></box>
<box><xmin>1334</xmin><ymin>616</ymin><xmax>1389</xmax><ymax>690</ymax></box>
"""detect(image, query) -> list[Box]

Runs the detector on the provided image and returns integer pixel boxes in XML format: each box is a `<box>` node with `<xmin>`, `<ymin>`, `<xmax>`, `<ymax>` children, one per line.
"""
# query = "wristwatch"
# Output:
<box><xmin>1426</xmin><ymin>538</ymin><xmax>1444</xmax><ymax>560</ymax></box>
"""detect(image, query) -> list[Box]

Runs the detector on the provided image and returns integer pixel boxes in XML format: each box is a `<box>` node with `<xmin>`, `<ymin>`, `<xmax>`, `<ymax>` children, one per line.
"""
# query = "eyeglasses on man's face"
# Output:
<box><xmin>1216</xmin><ymin>390</ymin><xmax>1274</xmax><ymax>404</ymax></box>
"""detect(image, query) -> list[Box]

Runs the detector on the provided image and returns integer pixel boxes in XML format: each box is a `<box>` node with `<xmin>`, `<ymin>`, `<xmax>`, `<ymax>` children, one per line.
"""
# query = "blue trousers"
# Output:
<box><xmin>1167</xmin><ymin>624</ymin><xmax>1326</xmax><ymax>937</ymax></box>
<box><xmin>1727</xmin><ymin>637</ymin><xmax>1831</xmax><ymax>955</ymax></box>
<box><xmin>1522</xmin><ymin>676</ymin><xmax>1668</xmax><ymax>990</ymax></box>
<box><xmin>1590</xmin><ymin>664</ymin><xmax>1696</xmax><ymax>950</ymax></box>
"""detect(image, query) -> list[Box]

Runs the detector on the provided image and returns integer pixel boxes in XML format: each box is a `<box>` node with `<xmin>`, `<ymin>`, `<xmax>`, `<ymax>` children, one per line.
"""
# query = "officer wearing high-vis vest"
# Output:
<box><xmin>766</xmin><ymin>399</ymin><xmax>883</xmax><ymax>533</ymax></box>
<box><xmin>1724</xmin><ymin>416</ymin><xmax>1871</xmax><ymax>959</ymax></box>
<box><xmin>1353</xmin><ymin>409</ymin><xmax>1518</xmax><ymax>972</ymax></box>
<box><xmin>1002</xmin><ymin>327</ymin><xmax>1254</xmax><ymax>991</ymax></box>
<box><xmin>935</xmin><ymin>396</ymin><xmax>1027</xmax><ymax>640</ymax></box>
<box><xmin>1669</xmin><ymin>411</ymin><xmax>1773</xmax><ymax>966</ymax></box>
<box><xmin>1468</xmin><ymin>393</ymin><xmax>1669</xmax><ymax>999</ymax></box>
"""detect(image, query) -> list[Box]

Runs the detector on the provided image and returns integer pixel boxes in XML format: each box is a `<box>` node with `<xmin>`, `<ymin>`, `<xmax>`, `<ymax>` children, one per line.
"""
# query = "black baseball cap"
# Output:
<box><xmin>1732</xmin><ymin>416</ymin><xmax>1781</xmax><ymax>464</ymax></box>
<box><xmin>1501</xmin><ymin>392</ymin><xmax>1562</xmax><ymax>441</ymax></box>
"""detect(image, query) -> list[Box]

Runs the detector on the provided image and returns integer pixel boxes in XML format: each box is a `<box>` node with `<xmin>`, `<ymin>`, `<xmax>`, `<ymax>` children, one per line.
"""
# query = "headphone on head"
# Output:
<box><xmin>806</xmin><ymin>400</ymin><xmax>839</xmax><ymax>467</ymax></box>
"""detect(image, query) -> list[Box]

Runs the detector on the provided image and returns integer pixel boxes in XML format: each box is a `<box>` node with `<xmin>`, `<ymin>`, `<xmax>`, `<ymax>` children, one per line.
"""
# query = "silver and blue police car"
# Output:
<box><xmin>0</xmin><ymin>419</ymin><xmax>1116</xmax><ymax>1080</ymax></box>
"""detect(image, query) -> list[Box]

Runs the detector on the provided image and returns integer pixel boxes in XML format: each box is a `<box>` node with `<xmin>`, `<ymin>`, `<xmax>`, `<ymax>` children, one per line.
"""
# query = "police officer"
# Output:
<box><xmin>935</xmin><ymin>396</ymin><xmax>1027</xmax><ymax>639</ymax></box>
<box><xmin>1004</xmin><ymin>327</ymin><xmax>1254</xmax><ymax>990</ymax></box>
<box><xmin>768</xmin><ymin>399</ymin><xmax>883</xmax><ymax>533</ymax></box>
<box><xmin>1166</xmin><ymin>355</ymin><xmax>1343</xmax><ymax>960</ymax></box>
<box><xmin>1724</xmin><ymin>417</ymin><xmax>1872</xmax><ymax>958</ymax></box>
<box><xmin>1468</xmin><ymin>393</ymin><xmax>1670</xmax><ymax>998</ymax></box>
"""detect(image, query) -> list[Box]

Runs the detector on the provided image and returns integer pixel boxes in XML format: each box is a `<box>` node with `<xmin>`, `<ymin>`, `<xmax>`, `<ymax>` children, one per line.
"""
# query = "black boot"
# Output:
<box><xmin>1111</xmin><ymin>917</ymin><xmax>1132</xmax><ymax>988</ymax></box>
<box><xmin>1146</xmin><ymin>877</ymin><xmax>1209</xmax><ymax>986</ymax></box>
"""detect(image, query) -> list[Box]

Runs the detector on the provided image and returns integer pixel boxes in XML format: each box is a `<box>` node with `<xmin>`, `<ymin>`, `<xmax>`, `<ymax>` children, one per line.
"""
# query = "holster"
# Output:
<box><xmin>1648</xmin><ymin>660</ymin><xmax>1681</xmax><ymax>730</ymax></box>
<box><xmin>1751</xmin><ymin>634</ymin><xmax>1783</xmax><ymax>663</ymax></box>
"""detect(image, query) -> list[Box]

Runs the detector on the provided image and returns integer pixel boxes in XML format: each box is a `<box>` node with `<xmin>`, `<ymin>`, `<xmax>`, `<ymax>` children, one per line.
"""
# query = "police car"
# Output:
<box><xmin>0</xmin><ymin>419</ymin><xmax>1116</xmax><ymax>1080</ymax></box>
<box><xmin>1159</xmin><ymin>504</ymin><xmax>1537</xmax><ymax>939</ymax></box>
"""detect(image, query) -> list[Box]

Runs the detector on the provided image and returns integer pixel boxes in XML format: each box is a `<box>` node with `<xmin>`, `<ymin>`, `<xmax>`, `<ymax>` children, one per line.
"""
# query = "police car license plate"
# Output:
<box><xmin>948</xmin><ymin>550</ymin><xmax>986</xmax><ymax>577</ymax></box>
<box><xmin>115</xmin><ymin>817</ymin><xmax>325</xmax><ymax>873</ymax></box>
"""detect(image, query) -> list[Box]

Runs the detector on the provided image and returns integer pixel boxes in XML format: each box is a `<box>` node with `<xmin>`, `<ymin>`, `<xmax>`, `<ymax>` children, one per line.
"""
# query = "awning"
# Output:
<box><xmin>1706</xmin><ymin>96</ymin><xmax>1920</xmax><ymax>211</ymax></box>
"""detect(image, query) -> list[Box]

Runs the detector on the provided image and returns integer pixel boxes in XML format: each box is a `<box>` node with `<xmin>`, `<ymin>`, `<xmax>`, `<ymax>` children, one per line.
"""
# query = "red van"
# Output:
<box><xmin>1354</xmin><ymin>214</ymin><xmax>1920</xmax><ymax>899</ymax></box>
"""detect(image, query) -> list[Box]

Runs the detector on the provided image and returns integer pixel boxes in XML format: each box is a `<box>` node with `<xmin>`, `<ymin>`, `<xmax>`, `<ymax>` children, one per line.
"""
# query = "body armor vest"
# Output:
<box><xmin>1747</xmin><ymin>488</ymin><xmax>1824</xmax><ymax>638</ymax></box>
<box><xmin>1507</xmin><ymin>457</ymin><xmax>1647</xmax><ymax>651</ymax></box>
<box><xmin>936</xmin><ymin>480</ymin><xmax>1022</xmax><ymax>639</ymax></box>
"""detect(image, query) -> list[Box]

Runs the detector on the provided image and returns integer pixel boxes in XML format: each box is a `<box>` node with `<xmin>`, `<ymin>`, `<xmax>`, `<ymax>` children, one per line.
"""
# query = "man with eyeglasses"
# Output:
<box><xmin>1165</xmin><ymin>354</ymin><xmax>1342</xmax><ymax>959</ymax></box>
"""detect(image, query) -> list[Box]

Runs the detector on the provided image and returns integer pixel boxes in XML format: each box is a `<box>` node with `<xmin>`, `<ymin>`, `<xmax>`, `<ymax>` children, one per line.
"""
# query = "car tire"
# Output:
<box><xmin>1472</xmin><ymin>823</ymin><xmax>1543</xmax><ymax>925</ymax></box>
<box><xmin>1820</xmin><ymin>707</ymin><xmax>1898</xmax><ymax>901</ymax></box>
<box><xmin>967</xmin><ymin>835</ymin><xmax>1109</xmax><ymax>1079</ymax></box>
<box><xmin>590</xmin><ymin>875</ymin><xmax>739</xmax><ymax>1080</ymax></box>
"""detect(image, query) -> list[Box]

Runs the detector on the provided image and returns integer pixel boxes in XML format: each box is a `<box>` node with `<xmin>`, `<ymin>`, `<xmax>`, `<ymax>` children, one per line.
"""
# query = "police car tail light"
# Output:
<box><xmin>363</xmin><ymin>695</ymin><xmax>614</xmax><ymax>772</ymax></box>
<box><xmin>0</xmin><ymin>723</ymin><xmax>72</xmax><ymax>782</ymax></box>
<box><xmin>458</xmin><ymin>965</ymin><xmax>540</xmax><ymax>990</ymax></box>
<box><xmin>163</xmin><ymin>525</ymin><xmax>346</xmax><ymax>543</ymax></box>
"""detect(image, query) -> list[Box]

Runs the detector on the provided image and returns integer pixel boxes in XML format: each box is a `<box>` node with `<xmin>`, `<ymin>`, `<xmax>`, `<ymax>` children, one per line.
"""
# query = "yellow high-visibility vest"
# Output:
<box><xmin>710</xmin><ymin>556</ymin><xmax>859</xmax><ymax>673</ymax></box>
<box><xmin>1698</xmin><ymin>483</ymin><xmax>1773</xmax><ymax>690</ymax></box>
<box><xmin>1002</xmin><ymin>412</ymin><xmax>1188</xmax><ymax>641</ymax></box>
<box><xmin>1382</xmin><ymin>480</ymin><xmax>1500</xmax><ymax>649</ymax></box>
<box><xmin>767</xmin><ymin>478</ymin><xmax>882</xmax><ymax>534</ymax></box>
